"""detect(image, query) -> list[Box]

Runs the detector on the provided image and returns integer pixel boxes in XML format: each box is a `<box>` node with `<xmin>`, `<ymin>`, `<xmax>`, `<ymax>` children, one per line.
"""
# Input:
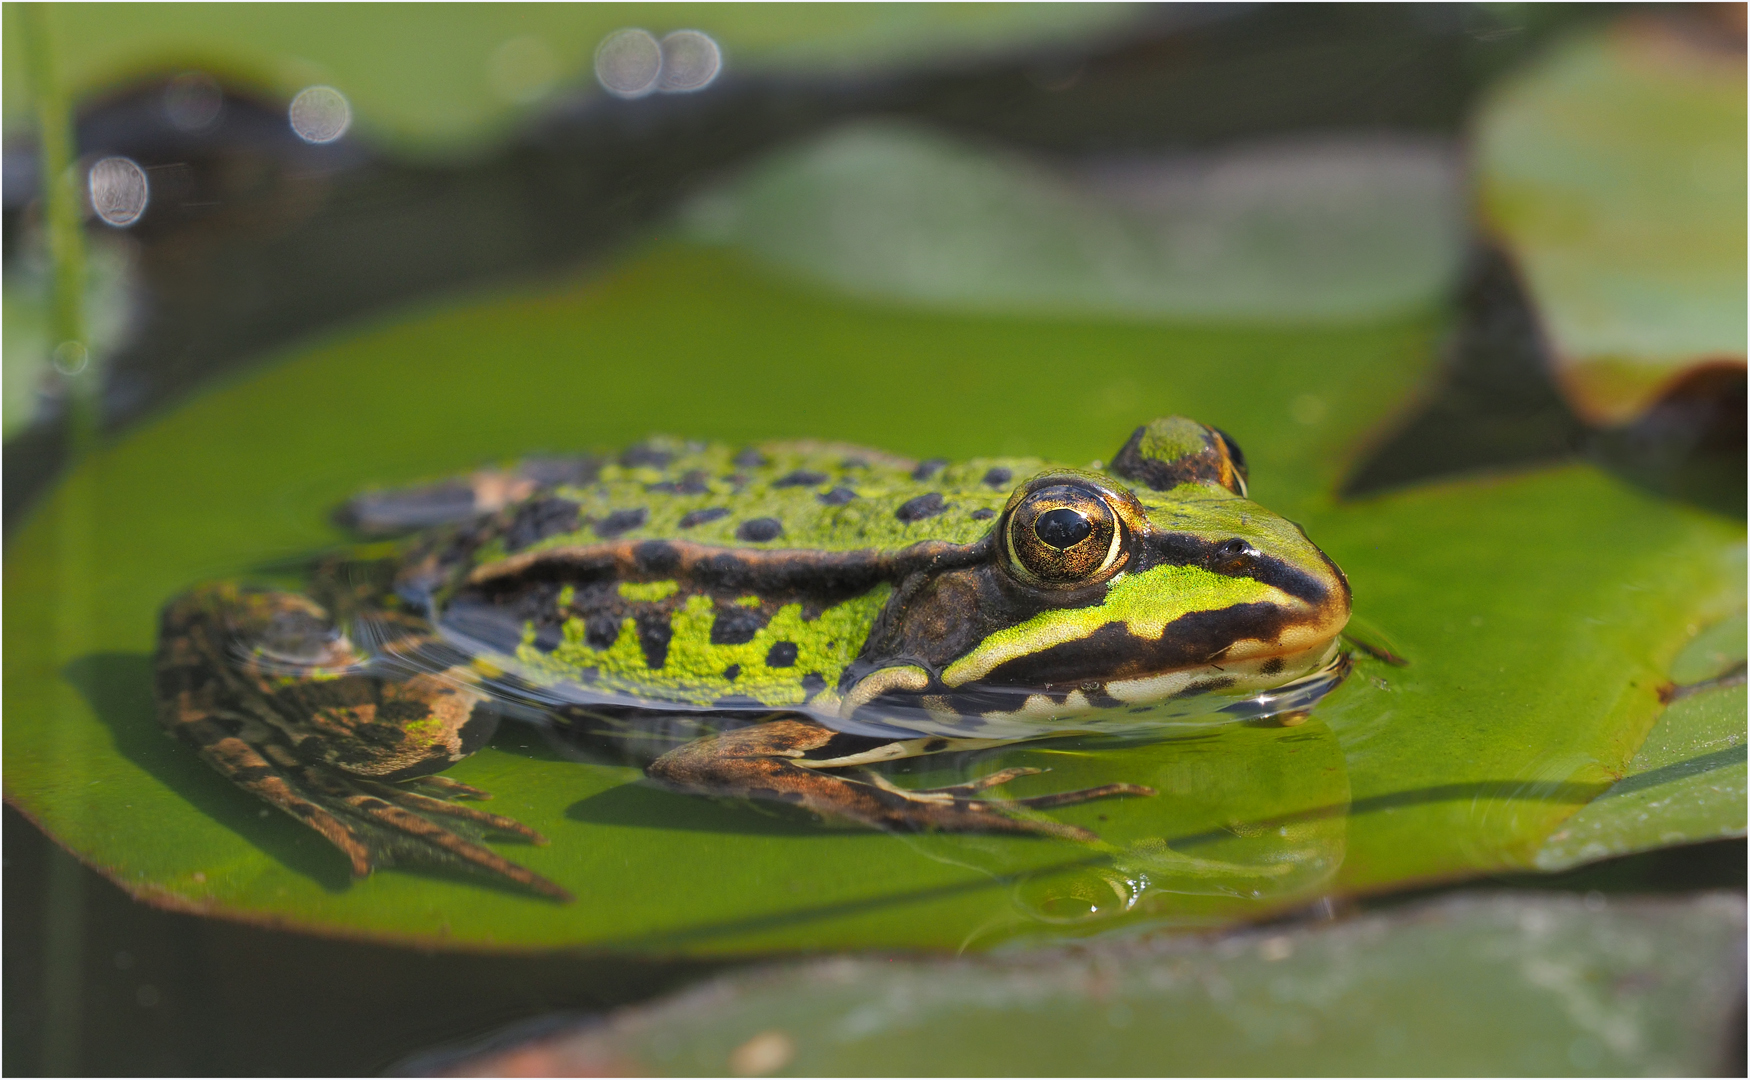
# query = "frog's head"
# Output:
<box><xmin>842</xmin><ymin>418</ymin><xmax>1351</xmax><ymax>726</ymax></box>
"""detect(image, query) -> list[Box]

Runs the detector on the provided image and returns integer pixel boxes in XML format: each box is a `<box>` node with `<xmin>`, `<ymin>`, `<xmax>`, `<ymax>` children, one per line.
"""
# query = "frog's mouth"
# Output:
<box><xmin>835</xmin><ymin>637</ymin><xmax>1347</xmax><ymax>738</ymax></box>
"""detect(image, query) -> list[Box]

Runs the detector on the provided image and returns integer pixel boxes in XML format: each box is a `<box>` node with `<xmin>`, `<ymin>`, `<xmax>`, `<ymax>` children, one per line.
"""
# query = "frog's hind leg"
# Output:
<box><xmin>333</xmin><ymin>455</ymin><xmax>601</xmax><ymax>537</ymax></box>
<box><xmin>646</xmin><ymin>719</ymin><xmax>1152</xmax><ymax>841</ymax></box>
<box><xmin>155</xmin><ymin>583</ymin><xmax>570</xmax><ymax>900</ymax></box>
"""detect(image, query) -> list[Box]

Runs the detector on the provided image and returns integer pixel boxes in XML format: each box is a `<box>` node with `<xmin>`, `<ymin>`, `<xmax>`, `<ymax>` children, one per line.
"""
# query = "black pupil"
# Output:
<box><xmin>1035</xmin><ymin>508</ymin><xmax>1092</xmax><ymax>550</ymax></box>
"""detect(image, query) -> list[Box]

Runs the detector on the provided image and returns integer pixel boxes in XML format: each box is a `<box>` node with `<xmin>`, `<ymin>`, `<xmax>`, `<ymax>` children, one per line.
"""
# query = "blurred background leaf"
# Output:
<box><xmin>425</xmin><ymin>892</ymin><xmax>1747</xmax><ymax>1077</ymax></box>
<box><xmin>682</xmin><ymin>120</ymin><xmax>1465</xmax><ymax>321</ymax></box>
<box><xmin>1476</xmin><ymin>15</ymin><xmax>1747</xmax><ymax>425</ymax></box>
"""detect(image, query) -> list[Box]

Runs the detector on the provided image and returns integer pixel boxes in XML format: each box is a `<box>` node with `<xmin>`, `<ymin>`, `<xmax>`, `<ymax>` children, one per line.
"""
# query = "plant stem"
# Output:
<box><xmin>20</xmin><ymin>10</ymin><xmax>94</xmax><ymax>1072</ymax></box>
<box><xmin>19</xmin><ymin>2</ymin><xmax>99</xmax><ymax>459</ymax></box>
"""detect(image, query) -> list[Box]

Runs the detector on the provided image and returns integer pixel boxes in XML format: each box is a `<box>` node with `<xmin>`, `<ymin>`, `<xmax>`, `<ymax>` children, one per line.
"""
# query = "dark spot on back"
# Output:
<box><xmin>723</xmin><ymin>663</ymin><xmax>742</xmax><ymax>681</ymax></box>
<box><xmin>773</xmin><ymin>469</ymin><xmax>828</xmax><ymax>488</ymax></box>
<box><xmin>620</xmin><ymin>444</ymin><xmax>673</xmax><ymax>469</ymax></box>
<box><xmin>737</xmin><ymin>517</ymin><xmax>784</xmax><ymax>542</ymax></box>
<box><xmin>766</xmin><ymin>641</ymin><xmax>799</xmax><ymax>668</ymax></box>
<box><xmin>585</xmin><ymin>615</ymin><xmax>620</xmax><ymax>650</ymax></box>
<box><xmin>635</xmin><ymin>614</ymin><xmax>673</xmax><ymax>669</ymax></box>
<box><xmin>817</xmin><ymin>486</ymin><xmax>858</xmax><ymax>506</ymax></box>
<box><xmin>503</xmin><ymin>497</ymin><xmax>581</xmax><ymax>552</ymax></box>
<box><xmin>634</xmin><ymin>541</ymin><xmax>681</xmax><ymax>575</ymax></box>
<box><xmin>647</xmin><ymin>470</ymin><xmax>710</xmax><ymax>495</ymax></box>
<box><xmin>594</xmin><ymin>508</ymin><xmax>648</xmax><ymax>538</ymax></box>
<box><xmin>1261</xmin><ymin>656</ymin><xmax>1285</xmax><ymax>676</ymax></box>
<box><xmin>896</xmin><ymin>493</ymin><xmax>947</xmax><ymax>522</ymax></box>
<box><xmin>680</xmin><ymin>507</ymin><xmax>731</xmax><ymax>529</ymax></box>
<box><xmin>532</xmin><ymin>624</ymin><xmax>563</xmax><ymax>652</ymax></box>
<box><xmin>800</xmin><ymin>672</ymin><xmax>828</xmax><ymax>698</ymax></box>
<box><xmin>982</xmin><ymin>467</ymin><xmax>1012</xmax><ymax>488</ymax></box>
<box><xmin>912</xmin><ymin>458</ymin><xmax>946</xmax><ymax>481</ymax></box>
<box><xmin>711</xmin><ymin>606</ymin><xmax>767</xmax><ymax>646</ymax></box>
<box><xmin>733</xmin><ymin>448</ymin><xmax>767</xmax><ymax>468</ymax></box>
<box><xmin>970</xmin><ymin>508</ymin><xmax>996</xmax><ymax>520</ymax></box>
<box><xmin>924</xmin><ymin>738</ymin><xmax>950</xmax><ymax>752</ymax></box>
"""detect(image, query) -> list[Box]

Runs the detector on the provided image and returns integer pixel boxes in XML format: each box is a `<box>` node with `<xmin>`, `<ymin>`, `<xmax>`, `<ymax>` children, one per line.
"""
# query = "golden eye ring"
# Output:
<box><xmin>1002</xmin><ymin>481</ymin><xmax>1126</xmax><ymax>586</ymax></box>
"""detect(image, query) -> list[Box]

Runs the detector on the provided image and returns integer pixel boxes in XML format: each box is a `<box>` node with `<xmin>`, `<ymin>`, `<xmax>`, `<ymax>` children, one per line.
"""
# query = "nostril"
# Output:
<box><xmin>1212</xmin><ymin>539</ymin><xmax>1254</xmax><ymax>572</ymax></box>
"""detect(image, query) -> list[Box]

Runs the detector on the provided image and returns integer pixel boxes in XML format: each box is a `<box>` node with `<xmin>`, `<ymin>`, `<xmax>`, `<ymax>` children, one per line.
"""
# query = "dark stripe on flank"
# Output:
<box><xmin>973</xmin><ymin>603</ymin><xmax>1300</xmax><ymax>688</ymax></box>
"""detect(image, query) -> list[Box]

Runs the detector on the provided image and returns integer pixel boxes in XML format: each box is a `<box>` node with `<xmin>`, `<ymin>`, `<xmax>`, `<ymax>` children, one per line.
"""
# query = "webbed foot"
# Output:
<box><xmin>155</xmin><ymin>583</ymin><xmax>570</xmax><ymax>901</ymax></box>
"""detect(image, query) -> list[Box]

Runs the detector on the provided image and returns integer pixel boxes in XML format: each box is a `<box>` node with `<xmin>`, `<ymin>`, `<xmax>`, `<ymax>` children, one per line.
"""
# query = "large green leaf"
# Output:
<box><xmin>4</xmin><ymin>245</ymin><xmax>1739</xmax><ymax>952</ymax></box>
<box><xmin>432</xmin><ymin>892</ymin><xmax>1747</xmax><ymax>1077</ymax></box>
<box><xmin>1475</xmin><ymin>17</ymin><xmax>1747</xmax><ymax>425</ymax></box>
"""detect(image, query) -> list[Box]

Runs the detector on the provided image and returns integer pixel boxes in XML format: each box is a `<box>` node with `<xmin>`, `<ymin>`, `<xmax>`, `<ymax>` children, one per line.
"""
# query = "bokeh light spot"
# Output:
<box><xmin>595</xmin><ymin>28</ymin><xmax>662</xmax><ymax>99</ymax></box>
<box><xmin>88</xmin><ymin>156</ymin><xmax>149</xmax><ymax>227</ymax></box>
<box><xmin>52</xmin><ymin>341</ymin><xmax>89</xmax><ymax>376</ymax></box>
<box><xmin>658</xmin><ymin>30</ymin><xmax>721</xmax><ymax>93</ymax></box>
<box><xmin>289</xmin><ymin>86</ymin><xmax>351</xmax><ymax>144</ymax></box>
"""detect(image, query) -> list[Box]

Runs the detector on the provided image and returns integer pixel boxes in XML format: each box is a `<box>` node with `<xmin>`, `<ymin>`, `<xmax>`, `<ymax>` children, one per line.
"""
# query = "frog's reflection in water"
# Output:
<box><xmin>886</xmin><ymin>718</ymin><xmax>1350</xmax><ymax>929</ymax></box>
<box><xmin>549</xmin><ymin>706</ymin><xmax>1349</xmax><ymax>929</ymax></box>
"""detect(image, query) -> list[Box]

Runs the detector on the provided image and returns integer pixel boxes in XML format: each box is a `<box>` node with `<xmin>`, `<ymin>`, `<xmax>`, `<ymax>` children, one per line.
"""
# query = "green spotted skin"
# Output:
<box><xmin>402</xmin><ymin>437</ymin><xmax>1053</xmax><ymax>717</ymax></box>
<box><xmin>381</xmin><ymin>422</ymin><xmax>1352</xmax><ymax>738</ymax></box>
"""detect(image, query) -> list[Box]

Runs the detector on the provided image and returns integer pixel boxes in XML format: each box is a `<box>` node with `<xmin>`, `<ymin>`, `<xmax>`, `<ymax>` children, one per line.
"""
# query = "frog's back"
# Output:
<box><xmin>484</xmin><ymin>436</ymin><xmax>1052</xmax><ymax>555</ymax></box>
<box><xmin>409</xmin><ymin>437</ymin><xmax>1055</xmax><ymax>719</ymax></box>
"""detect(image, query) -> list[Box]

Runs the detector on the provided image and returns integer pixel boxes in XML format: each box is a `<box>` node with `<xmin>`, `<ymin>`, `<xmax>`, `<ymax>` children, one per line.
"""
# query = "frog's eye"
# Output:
<box><xmin>1004</xmin><ymin>483</ymin><xmax>1124</xmax><ymax>586</ymax></box>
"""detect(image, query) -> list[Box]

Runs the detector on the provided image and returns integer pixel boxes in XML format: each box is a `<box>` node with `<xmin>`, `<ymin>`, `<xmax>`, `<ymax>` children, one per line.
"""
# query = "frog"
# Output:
<box><xmin>154</xmin><ymin>417</ymin><xmax>1352</xmax><ymax>901</ymax></box>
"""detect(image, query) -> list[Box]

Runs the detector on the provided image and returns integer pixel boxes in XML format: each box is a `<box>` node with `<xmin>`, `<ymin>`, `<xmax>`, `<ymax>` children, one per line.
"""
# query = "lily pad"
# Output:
<box><xmin>426</xmin><ymin>892</ymin><xmax>1748</xmax><ymax>1077</ymax></box>
<box><xmin>1536</xmin><ymin>613</ymin><xmax>1747</xmax><ymax>870</ymax></box>
<box><xmin>1475</xmin><ymin>16</ymin><xmax>1747</xmax><ymax>425</ymax></box>
<box><xmin>4</xmin><ymin>245</ymin><xmax>1740</xmax><ymax>952</ymax></box>
<box><xmin>683</xmin><ymin>120</ymin><xmax>1466</xmax><ymax>322</ymax></box>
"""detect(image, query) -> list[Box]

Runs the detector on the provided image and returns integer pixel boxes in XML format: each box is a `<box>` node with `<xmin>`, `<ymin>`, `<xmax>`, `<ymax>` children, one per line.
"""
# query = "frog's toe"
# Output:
<box><xmin>275</xmin><ymin>755</ymin><xmax>571</xmax><ymax>900</ymax></box>
<box><xmin>860</xmin><ymin>770</ymin><xmax>1152</xmax><ymax>840</ymax></box>
<box><xmin>1001</xmin><ymin>781</ymin><xmax>1157</xmax><ymax>810</ymax></box>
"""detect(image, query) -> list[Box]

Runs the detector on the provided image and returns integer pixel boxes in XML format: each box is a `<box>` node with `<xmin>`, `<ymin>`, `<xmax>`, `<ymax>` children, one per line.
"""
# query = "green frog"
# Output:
<box><xmin>155</xmin><ymin>418</ymin><xmax>1351</xmax><ymax>900</ymax></box>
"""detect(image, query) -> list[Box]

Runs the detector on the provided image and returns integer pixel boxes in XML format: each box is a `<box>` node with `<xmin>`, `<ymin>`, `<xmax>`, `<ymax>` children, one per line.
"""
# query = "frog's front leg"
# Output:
<box><xmin>646</xmin><ymin>719</ymin><xmax>1153</xmax><ymax>840</ymax></box>
<box><xmin>154</xmin><ymin>583</ymin><xmax>570</xmax><ymax>900</ymax></box>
